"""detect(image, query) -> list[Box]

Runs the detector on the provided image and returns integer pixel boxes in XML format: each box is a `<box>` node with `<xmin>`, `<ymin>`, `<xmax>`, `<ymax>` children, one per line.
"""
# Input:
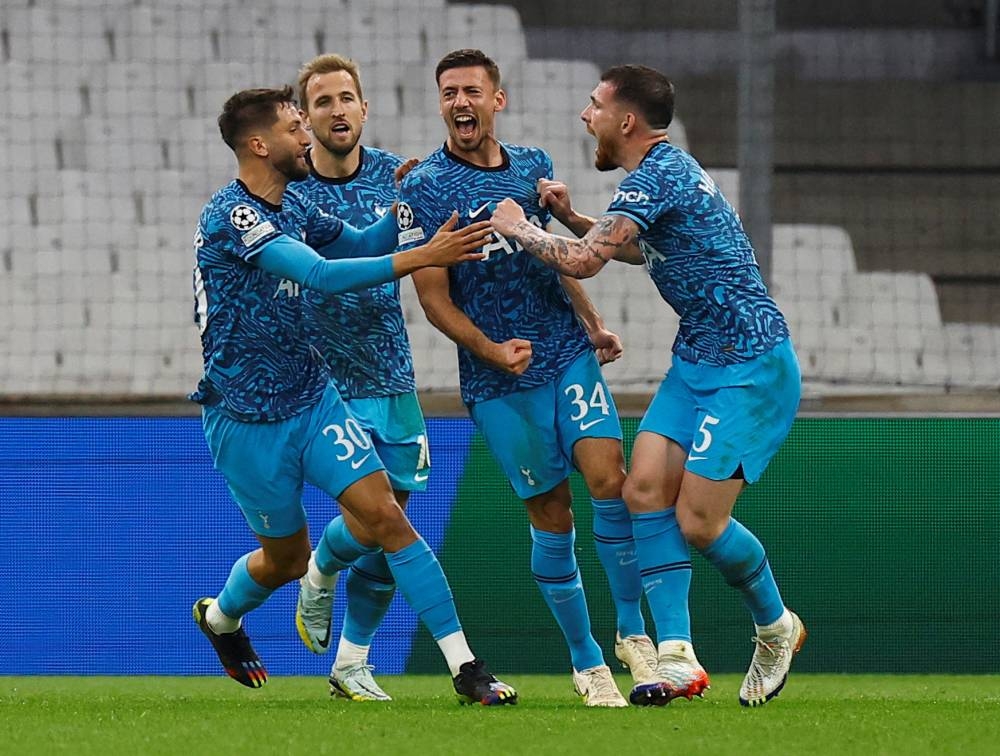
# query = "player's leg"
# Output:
<box><xmin>329</xmin><ymin>393</ymin><xmax>429</xmax><ymax>701</ymax></box>
<box><xmin>561</xmin><ymin>351</ymin><xmax>655</xmax><ymax>683</ymax></box>
<box><xmin>195</xmin><ymin>405</ymin><xmax>314</xmax><ymax>688</ymax></box>
<box><xmin>294</xmin><ymin>391</ymin><xmax>392</xmax><ymax>656</ymax></box>
<box><xmin>302</xmin><ymin>387</ymin><xmax>515</xmax><ymax>705</ymax></box>
<box><xmin>622</xmin><ymin>431</ymin><xmax>710</xmax><ymax>706</ymax></box>
<box><xmin>471</xmin><ymin>386</ymin><xmax>625</xmax><ymax>707</ymax></box>
<box><xmin>675</xmin><ymin>339</ymin><xmax>805</xmax><ymax>707</ymax></box>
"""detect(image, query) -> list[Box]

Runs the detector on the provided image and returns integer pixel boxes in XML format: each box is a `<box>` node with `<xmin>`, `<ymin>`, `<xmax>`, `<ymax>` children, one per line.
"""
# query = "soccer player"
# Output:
<box><xmin>398</xmin><ymin>49</ymin><xmax>657</xmax><ymax>708</ymax></box>
<box><xmin>489</xmin><ymin>64</ymin><xmax>806</xmax><ymax>708</ymax></box>
<box><xmin>191</xmin><ymin>86</ymin><xmax>517</xmax><ymax>706</ymax></box>
<box><xmin>290</xmin><ymin>53</ymin><xmax>426</xmax><ymax>702</ymax></box>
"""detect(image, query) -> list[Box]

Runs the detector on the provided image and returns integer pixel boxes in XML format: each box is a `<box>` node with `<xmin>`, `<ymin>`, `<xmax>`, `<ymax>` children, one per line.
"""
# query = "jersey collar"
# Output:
<box><xmin>235</xmin><ymin>179</ymin><xmax>282</xmax><ymax>211</ymax></box>
<box><xmin>443</xmin><ymin>141</ymin><xmax>510</xmax><ymax>172</ymax></box>
<box><xmin>306</xmin><ymin>145</ymin><xmax>366</xmax><ymax>185</ymax></box>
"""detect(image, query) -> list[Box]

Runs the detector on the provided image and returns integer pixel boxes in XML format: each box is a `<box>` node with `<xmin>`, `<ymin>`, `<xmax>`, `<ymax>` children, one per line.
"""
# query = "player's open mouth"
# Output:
<box><xmin>331</xmin><ymin>123</ymin><xmax>350</xmax><ymax>135</ymax></box>
<box><xmin>454</xmin><ymin>114</ymin><xmax>477</xmax><ymax>138</ymax></box>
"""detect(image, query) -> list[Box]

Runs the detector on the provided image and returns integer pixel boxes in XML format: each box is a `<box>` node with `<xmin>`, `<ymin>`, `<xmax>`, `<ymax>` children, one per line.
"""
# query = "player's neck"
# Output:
<box><xmin>238</xmin><ymin>163</ymin><xmax>288</xmax><ymax>206</ymax></box>
<box><xmin>311</xmin><ymin>144</ymin><xmax>362</xmax><ymax>179</ymax></box>
<box><xmin>623</xmin><ymin>135</ymin><xmax>670</xmax><ymax>172</ymax></box>
<box><xmin>446</xmin><ymin>136</ymin><xmax>502</xmax><ymax>169</ymax></box>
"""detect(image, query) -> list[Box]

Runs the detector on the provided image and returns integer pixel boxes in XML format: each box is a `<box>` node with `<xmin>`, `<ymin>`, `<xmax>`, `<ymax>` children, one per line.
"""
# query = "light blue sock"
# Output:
<box><xmin>343</xmin><ymin>552</ymin><xmax>396</xmax><ymax>647</ymax></box>
<box><xmin>592</xmin><ymin>497</ymin><xmax>646</xmax><ymax>638</ymax></box>
<box><xmin>384</xmin><ymin>537</ymin><xmax>461</xmax><ymax>640</ymax></box>
<box><xmin>216</xmin><ymin>553</ymin><xmax>274</xmax><ymax>619</ymax></box>
<box><xmin>531</xmin><ymin>527</ymin><xmax>604</xmax><ymax>672</ymax></box>
<box><xmin>315</xmin><ymin>515</ymin><xmax>379</xmax><ymax>575</ymax></box>
<box><xmin>699</xmin><ymin>518</ymin><xmax>784</xmax><ymax>626</ymax></box>
<box><xmin>632</xmin><ymin>509</ymin><xmax>692</xmax><ymax>642</ymax></box>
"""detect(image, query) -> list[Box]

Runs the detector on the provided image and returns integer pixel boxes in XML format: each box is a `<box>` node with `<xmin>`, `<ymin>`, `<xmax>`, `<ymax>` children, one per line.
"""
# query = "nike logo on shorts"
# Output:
<box><xmin>579</xmin><ymin>418</ymin><xmax>606</xmax><ymax>431</ymax></box>
<box><xmin>351</xmin><ymin>453</ymin><xmax>373</xmax><ymax>470</ymax></box>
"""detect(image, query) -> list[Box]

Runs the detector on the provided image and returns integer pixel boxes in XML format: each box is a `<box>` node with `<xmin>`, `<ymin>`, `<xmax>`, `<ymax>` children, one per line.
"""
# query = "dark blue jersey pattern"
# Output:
<box><xmin>298</xmin><ymin>146</ymin><xmax>416</xmax><ymax>399</ymax></box>
<box><xmin>191</xmin><ymin>179</ymin><xmax>345</xmax><ymax>422</ymax></box>
<box><xmin>397</xmin><ymin>142</ymin><xmax>592</xmax><ymax>405</ymax></box>
<box><xmin>605</xmin><ymin>141</ymin><xmax>789</xmax><ymax>366</ymax></box>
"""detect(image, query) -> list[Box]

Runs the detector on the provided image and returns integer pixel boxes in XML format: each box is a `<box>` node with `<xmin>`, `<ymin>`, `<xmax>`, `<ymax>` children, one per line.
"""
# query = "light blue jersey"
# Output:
<box><xmin>299</xmin><ymin>146</ymin><xmax>416</xmax><ymax>399</ymax></box>
<box><xmin>397</xmin><ymin>142</ymin><xmax>592</xmax><ymax>405</ymax></box>
<box><xmin>605</xmin><ymin>141</ymin><xmax>789</xmax><ymax>366</ymax></box>
<box><xmin>190</xmin><ymin>179</ymin><xmax>344</xmax><ymax>422</ymax></box>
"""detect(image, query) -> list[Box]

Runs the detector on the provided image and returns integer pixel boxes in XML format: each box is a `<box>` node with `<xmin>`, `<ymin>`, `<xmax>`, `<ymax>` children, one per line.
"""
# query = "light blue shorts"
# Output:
<box><xmin>344</xmin><ymin>391</ymin><xmax>429</xmax><ymax>492</ymax></box>
<box><xmin>203</xmin><ymin>383</ymin><xmax>385</xmax><ymax>537</ymax></box>
<box><xmin>638</xmin><ymin>338</ymin><xmax>801</xmax><ymax>483</ymax></box>
<box><xmin>469</xmin><ymin>350</ymin><xmax>622</xmax><ymax>499</ymax></box>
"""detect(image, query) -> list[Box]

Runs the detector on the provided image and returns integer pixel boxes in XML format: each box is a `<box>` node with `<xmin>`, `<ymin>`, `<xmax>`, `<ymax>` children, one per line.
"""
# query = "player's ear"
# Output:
<box><xmin>299</xmin><ymin>108</ymin><xmax>312</xmax><ymax>132</ymax></box>
<box><xmin>360</xmin><ymin>99</ymin><xmax>369</xmax><ymax>123</ymax></box>
<box><xmin>247</xmin><ymin>134</ymin><xmax>269</xmax><ymax>158</ymax></box>
<box><xmin>620</xmin><ymin>112</ymin><xmax>637</xmax><ymax>136</ymax></box>
<box><xmin>494</xmin><ymin>87</ymin><xmax>507</xmax><ymax>113</ymax></box>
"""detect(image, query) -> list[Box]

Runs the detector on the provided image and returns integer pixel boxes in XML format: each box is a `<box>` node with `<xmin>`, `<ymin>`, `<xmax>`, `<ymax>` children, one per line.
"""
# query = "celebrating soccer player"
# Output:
<box><xmin>490</xmin><ymin>64</ymin><xmax>806</xmax><ymax>708</ymax></box>
<box><xmin>399</xmin><ymin>49</ymin><xmax>658</xmax><ymax>708</ymax></box>
<box><xmin>190</xmin><ymin>86</ymin><xmax>517</xmax><ymax>706</ymax></box>
<box><xmin>288</xmin><ymin>53</ymin><xmax>429</xmax><ymax>703</ymax></box>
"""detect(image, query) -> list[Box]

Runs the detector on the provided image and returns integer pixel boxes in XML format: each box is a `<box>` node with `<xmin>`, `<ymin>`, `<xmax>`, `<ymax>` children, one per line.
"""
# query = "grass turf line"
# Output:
<box><xmin>4</xmin><ymin>674</ymin><xmax>1000</xmax><ymax>755</ymax></box>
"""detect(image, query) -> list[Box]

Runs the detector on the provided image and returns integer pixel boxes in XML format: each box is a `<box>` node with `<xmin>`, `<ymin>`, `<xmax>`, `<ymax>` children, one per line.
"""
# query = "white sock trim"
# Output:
<box><xmin>755</xmin><ymin>608</ymin><xmax>793</xmax><ymax>638</ymax></box>
<box><xmin>333</xmin><ymin>638</ymin><xmax>370</xmax><ymax>671</ymax></box>
<box><xmin>437</xmin><ymin>630</ymin><xmax>474</xmax><ymax>677</ymax></box>
<box><xmin>206</xmin><ymin>599</ymin><xmax>240</xmax><ymax>634</ymax></box>
<box><xmin>307</xmin><ymin>552</ymin><xmax>337</xmax><ymax>590</ymax></box>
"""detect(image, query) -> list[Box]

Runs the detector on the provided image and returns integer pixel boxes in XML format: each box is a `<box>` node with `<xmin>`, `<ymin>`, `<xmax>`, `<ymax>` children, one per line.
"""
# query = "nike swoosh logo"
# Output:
<box><xmin>467</xmin><ymin>202</ymin><xmax>492</xmax><ymax>218</ymax></box>
<box><xmin>686</xmin><ymin>455</ymin><xmax>708</xmax><ymax>462</ymax></box>
<box><xmin>618</xmin><ymin>557</ymin><xmax>638</xmax><ymax>566</ymax></box>
<box><xmin>414</xmin><ymin>471</ymin><xmax>429</xmax><ymax>482</ymax></box>
<box><xmin>318</xmin><ymin>619</ymin><xmax>331</xmax><ymax>649</ymax></box>
<box><xmin>351</xmin><ymin>453</ymin><xmax>373</xmax><ymax>470</ymax></box>
<box><xmin>579</xmin><ymin>418</ymin><xmax>606</xmax><ymax>431</ymax></box>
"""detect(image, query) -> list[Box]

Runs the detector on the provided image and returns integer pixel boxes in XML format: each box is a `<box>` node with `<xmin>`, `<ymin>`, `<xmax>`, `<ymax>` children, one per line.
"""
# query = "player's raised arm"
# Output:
<box><xmin>491</xmin><ymin>198</ymin><xmax>642</xmax><ymax>278</ymax></box>
<box><xmin>254</xmin><ymin>214</ymin><xmax>489</xmax><ymax>295</ymax></box>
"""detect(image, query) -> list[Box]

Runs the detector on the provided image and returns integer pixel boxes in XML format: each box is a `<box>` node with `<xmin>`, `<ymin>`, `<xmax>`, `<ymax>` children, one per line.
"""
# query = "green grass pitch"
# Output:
<box><xmin>4</xmin><ymin>674</ymin><xmax>1000</xmax><ymax>755</ymax></box>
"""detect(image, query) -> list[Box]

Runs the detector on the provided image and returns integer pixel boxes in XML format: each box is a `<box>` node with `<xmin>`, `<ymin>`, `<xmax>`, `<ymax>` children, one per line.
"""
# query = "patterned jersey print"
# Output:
<box><xmin>605</xmin><ymin>141</ymin><xmax>788</xmax><ymax>366</ymax></box>
<box><xmin>397</xmin><ymin>142</ymin><xmax>592</xmax><ymax>405</ymax></box>
<box><xmin>191</xmin><ymin>179</ymin><xmax>344</xmax><ymax>422</ymax></box>
<box><xmin>298</xmin><ymin>146</ymin><xmax>416</xmax><ymax>399</ymax></box>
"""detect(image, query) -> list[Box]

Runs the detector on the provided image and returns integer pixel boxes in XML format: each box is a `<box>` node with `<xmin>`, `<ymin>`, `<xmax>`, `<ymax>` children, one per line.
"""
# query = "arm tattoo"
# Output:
<box><xmin>507</xmin><ymin>215</ymin><xmax>634</xmax><ymax>278</ymax></box>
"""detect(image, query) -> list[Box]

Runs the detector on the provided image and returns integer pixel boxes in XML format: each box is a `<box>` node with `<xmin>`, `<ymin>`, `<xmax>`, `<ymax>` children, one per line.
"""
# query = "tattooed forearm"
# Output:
<box><xmin>507</xmin><ymin>215</ymin><xmax>632</xmax><ymax>278</ymax></box>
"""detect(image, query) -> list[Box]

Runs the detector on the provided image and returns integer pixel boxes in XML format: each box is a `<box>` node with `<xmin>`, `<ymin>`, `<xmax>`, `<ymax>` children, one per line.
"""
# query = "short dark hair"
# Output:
<box><xmin>600</xmin><ymin>65</ymin><xmax>674</xmax><ymax>130</ymax></box>
<box><xmin>217</xmin><ymin>86</ymin><xmax>295</xmax><ymax>151</ymax></box>
<box><xmin>435</xmin><ymin>48</ymin><xmax>501</xmax><ymax>89</ymax></box>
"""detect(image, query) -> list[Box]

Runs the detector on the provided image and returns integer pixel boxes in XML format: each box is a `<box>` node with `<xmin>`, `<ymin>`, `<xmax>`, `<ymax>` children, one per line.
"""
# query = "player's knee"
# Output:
<box><xmin>525</xmin><ymin>499</ymin><xmax>574</xmax><ymax>533</ymax></box>
<box><xmin>360</xmin><ymin>500</ymin><xmax>415</xmax><ymax>548</ymax></box>
<box><xmin>262</xmin><ymin>549</ymin><xmax>310</xmax><ymax>584</ymax></box>
<box><xmin>622</xmin><ymin>474</ymin><xmax>657</xmax><ymax>513</ymax></box>
<box><xmin>584</xmin><ymin>465</ymin><xmax>626</xmax><ymax>500</ymax></box>
<box><xmin>675</xmin><ymin>507</ymin><xmax>721</xmax><ymax>550</ymax></box>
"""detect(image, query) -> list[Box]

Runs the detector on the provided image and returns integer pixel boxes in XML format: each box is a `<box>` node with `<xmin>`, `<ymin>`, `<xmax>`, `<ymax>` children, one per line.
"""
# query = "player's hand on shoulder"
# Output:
<box><xmin>490</xmin><ymin>338</ymin><xmax>532</xmax><ymax>375</ymax></box>
<box><xmin>490</xmin><ymin>198</ymin><xmax>526</xmax><ymax>237</ymax></box>
<box><xmin>536</xmin><ymin>178</ymin><xmax>574</xmax><ymax>224</ymax></box>
<box><xmin>422</xmin><ymin>211</ymin><xmax>491</xmax><ymax>267</ymax></box>
<box><xmin>394</xmin><ymin>157</ymin><xmax>420</xmax><ymax>185</ymax></box>
<box><xmin>590</xmin><ymin>327</ymin><xmax>624</xmax><ymax>365</ymax></box>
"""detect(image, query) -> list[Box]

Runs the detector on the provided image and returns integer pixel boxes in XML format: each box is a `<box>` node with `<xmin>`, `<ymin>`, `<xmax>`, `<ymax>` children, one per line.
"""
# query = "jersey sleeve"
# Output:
<box><xmin>604</xmin><ymin>161</ymin><xmax>678</xmax><ymax>232</ymax></box>
<box><xmin>396</xmin><ymin>171</ymin><xmax>448</xmax><ymax>251</ymax></box>
<box><xmin>207</xmin><ymin>200</ymin><xmax>283</xmax><ymax>262</ymax></box>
